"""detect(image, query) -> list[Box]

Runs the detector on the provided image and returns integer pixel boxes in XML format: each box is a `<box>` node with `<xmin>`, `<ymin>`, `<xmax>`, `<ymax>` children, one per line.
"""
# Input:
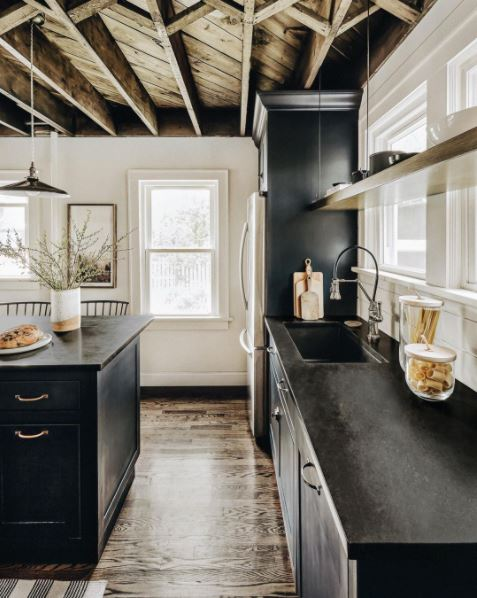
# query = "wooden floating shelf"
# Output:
<box><xmin>310</xmin><ymin>125</ymin><xmax>477</xmax><ymax>211</ymax></box>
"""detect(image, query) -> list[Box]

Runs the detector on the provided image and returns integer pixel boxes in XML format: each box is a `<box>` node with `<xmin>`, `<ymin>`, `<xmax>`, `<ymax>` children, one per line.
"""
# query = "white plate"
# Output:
<box><xmin>0</xmin><ymin>333</ymin><xmax>52</xmax><ymax>355</ymax></box>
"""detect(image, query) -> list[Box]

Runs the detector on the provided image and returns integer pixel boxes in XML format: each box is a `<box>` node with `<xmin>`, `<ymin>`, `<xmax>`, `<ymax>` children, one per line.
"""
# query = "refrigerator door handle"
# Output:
<box><xmin>239</xmin><ymin>221</ymin><xmax>249</xmax><ymax>310</ymax></box>
<box><xmin>239</xmin><ymin>328</ymin><xmax>253</xmax><ymax>355</ymax></box>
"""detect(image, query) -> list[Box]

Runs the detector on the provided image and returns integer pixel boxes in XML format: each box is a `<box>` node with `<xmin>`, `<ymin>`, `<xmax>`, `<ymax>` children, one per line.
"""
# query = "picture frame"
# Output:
<box><xmin>67</xmin><ymin>203</ymin><xmax>117</xmax><ymax>288</ymax></box>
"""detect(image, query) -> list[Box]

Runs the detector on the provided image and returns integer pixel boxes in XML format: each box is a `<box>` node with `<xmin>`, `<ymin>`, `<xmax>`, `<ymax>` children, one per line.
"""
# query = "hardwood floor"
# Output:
<box><xmin>0</xmin><ymin>399</ymin><xmax>296</xmax><ymax>598</ymax></box>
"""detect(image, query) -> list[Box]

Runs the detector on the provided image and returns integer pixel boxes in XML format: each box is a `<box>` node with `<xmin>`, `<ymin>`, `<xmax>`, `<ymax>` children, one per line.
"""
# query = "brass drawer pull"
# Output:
<box><xmin>266</xmin><ymin>346</ymin><xmax>276</xmax><ymax>354</ymax></box>
<box><xmin>301</xmin><ymin>462</ymin><xmax>322</xmax><ymax>495</ymax></box>
<box><xmin>15</xmin><ymin>393</ymin><xmax>49</xmax><ymax>403</ymax></box>
<box><xmin>15</xmin><ymin>430</ymin><xmax>49</xmax><ymax>440</ymax></box>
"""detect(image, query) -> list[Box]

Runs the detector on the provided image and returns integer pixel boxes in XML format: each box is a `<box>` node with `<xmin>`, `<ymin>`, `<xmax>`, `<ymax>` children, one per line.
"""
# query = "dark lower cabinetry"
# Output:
<box><xmin>299</xmin><ymin>453</ymin><xmax>348</xmax><ymax>598</ymax></box>
<box><xmin>269</xmin><ymin>346</ymin><xmax>348</xmax><ymax>597</ymax></box>
<box><xmin>0</xmin><ymin>425</ymin><xmax>80</xmax><ymax>541</ymax></box>
<box><xmin>268</xmin><ymin>328</ymin><xmax>477</xmax><ymax>598</ymax></box>
<box><xmin>0</xmin><ymin>338</ymin><xmax>140</xmax><ymax>563</ymax></box>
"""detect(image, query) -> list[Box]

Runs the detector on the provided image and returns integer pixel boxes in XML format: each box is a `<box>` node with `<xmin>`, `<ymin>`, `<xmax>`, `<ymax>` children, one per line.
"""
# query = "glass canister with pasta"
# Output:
<box><xmin>404</xmin><ymin>341</ymin><xmax>456</xmax><ymax>402</ymax></box>
<box><xmin>398</xmin><ymin>295</ymin><xmax>443</xmax><ymax>370</ymax></box>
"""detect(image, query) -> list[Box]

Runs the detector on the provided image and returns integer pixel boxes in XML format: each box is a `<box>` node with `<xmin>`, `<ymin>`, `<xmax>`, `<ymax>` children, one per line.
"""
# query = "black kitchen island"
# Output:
<box><xmin>0</xmin><ymin>315</ymin><xmax>152</xmax><ymax>563</ymax></box>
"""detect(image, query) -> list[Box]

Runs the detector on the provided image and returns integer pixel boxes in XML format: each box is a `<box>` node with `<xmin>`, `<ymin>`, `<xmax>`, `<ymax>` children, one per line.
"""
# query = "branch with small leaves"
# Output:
<box><xmin>0</xmin><ymin>213</ymin><xmax>132</xmax><ymax>291</ymax></box>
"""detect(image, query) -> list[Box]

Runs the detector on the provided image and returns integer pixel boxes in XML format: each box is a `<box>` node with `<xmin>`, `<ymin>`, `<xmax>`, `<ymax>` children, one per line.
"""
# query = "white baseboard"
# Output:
<box><xmin>140</xmin><ymin>371</ymin><xmax>247</xmax><ymax>387</ymax></box>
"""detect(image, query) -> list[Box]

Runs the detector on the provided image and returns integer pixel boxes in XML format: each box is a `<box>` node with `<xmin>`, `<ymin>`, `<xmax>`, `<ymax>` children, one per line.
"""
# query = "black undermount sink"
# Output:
<box><xmin>285</xmin><ymin>321</ymin><xmax>387</xmax><ymax>364</ymax></box>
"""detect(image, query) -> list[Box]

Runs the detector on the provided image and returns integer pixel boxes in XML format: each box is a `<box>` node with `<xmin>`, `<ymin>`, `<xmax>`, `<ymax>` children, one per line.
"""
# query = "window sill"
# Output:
<box><xmin>353</xmin><ymin>267</ymin><xmax>477</xmax><ymax>309</ymax></box>
<box><xmin>145</xmin><ymin>316</ymin><xmax>232</xmax><ymax>331</ymax></box>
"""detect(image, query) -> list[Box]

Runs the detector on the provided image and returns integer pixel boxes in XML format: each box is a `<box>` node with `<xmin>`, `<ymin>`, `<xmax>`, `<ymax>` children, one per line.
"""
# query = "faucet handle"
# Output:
<box><xmin>330</xmin><ymin>279</ymin><xmax>341</xmax><ymax>301</ymax></box>
<box><xmin>369</xmin><ymin>301</ymin><xmax>383</xmax><ymax>323</ymax></box>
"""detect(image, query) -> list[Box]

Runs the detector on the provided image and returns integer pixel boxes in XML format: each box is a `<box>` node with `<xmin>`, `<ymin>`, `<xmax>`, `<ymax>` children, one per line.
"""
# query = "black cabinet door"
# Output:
<box><xmin>269</xmin><ymin>362</ymin><xmax>280</xmax><ymax>466</ymax></box>
<box><xmin>269</xmin><ymin>358</ymin><xmax>297</xmax><ymax>571</ymax></box>
<box><xmin>299</xmin><ymin>453</ymin><xmax>348</xmax><ymax>598</ymax></box>
<box><xmin>0</xmin><ymin>424</ymin><xmax>81</xmax><ymax>540</ymax></box>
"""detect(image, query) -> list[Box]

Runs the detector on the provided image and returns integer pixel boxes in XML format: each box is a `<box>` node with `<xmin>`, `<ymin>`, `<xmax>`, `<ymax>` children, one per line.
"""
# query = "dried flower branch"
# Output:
<box><xmin>0</xmin><ymin>212</ymin><xmax>131</xmax><ymax>291</ymax></box>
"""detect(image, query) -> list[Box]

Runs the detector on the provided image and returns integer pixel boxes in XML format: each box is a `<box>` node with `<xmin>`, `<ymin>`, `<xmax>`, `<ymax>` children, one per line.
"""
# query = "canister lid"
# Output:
<box><xmin>404</xmin><ymin>343</ymin><xmax>456</xmax><ymax>363</ymax></box>
<box><xmin>399</xmin><ymin>294</ymin><xmax>443</xmax><ymax>308</ymax></box>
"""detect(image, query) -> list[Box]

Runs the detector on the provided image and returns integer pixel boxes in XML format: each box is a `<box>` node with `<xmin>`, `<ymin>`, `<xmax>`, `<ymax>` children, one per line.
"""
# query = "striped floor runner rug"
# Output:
<box><xmin>0</xmin><ymin>579</ymin><xmax>106</xmax><ymax>598</ymax></box>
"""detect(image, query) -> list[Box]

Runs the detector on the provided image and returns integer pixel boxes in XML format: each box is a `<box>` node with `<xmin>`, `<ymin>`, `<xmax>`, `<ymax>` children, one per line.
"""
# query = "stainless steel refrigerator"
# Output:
<box><xmin>239</xmin><ymin>192</ymin><xmax>266</xmax><ymax>438</ymax></box>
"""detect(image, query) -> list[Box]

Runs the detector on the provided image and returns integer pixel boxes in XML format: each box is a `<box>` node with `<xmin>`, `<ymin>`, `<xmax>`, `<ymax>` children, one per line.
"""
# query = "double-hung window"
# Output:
<box><xmin>0</xmin><ymin>172</ymin><xmax>38</xmax><ymax>285</ymax></box>
<box><xmin>448</xmin><ymin>38</ymin><xmax>477</xmax><ymax>291</ymax></box>
<box><xmin>365</xmin><ymin>83</ymin><xmax>428</xmax><ymax>277</ymax></box>
<box><xmin>128</xmin><ymin>170</ymin><xmax>229</xmax><ymax>327</ymax></box>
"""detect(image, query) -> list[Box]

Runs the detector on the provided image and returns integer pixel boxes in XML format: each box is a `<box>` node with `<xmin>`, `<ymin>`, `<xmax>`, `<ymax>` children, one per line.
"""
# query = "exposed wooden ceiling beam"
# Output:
<box><xmin>0</xmin><ymin>25</ymin><xmax>116</xmax><ymax>135</ymax></box>
<box><xmin>166</xmin><ymin>1</ymin><xmax>214</xmax><ymax>35</ymax></box>
<box><xmin>240</xmin><ymin>0</ymin><xmax>254</xmax><ymax>135</ymax></box>
<box><xmin>337</xmin><ymin>4</ymin><xmax>380</xmax><ymax>36</ymax></box>
<box><xmin>0</xmin><ymin>52</ymin><xmax>74</xmax><ymax>135</ymax></box>
<box><xmin>21</xmin><ymin>1</ymin><xmax>56</xmax><ymax>18</ymax></box>
<box><xmin>68</xmin><ymin>0</ymin><xmax>118</xmax><ymax>23</ymax></box>
<box><xmin>0</xmin><ymin>96</ymin><xmax>29</xmax><ymax>136</ymax></box>
<box><xmin>146</xmin><ymin>0</ymin><xmax>202</xmax><ymax>135</ymax></box>
<box><xmin>372</xmin><ymin>0</ymin><xmax>420</xmax><ymax>24</ymax></box>
<box><xmin>295</xmin><ymin>0</ymin><xmax>352</xmax><ymax>88</ymax></box>
<box><xmin>254</xmin><ymin>0</ymin><xmax>300</xmax><ymax>24</ymax></box>
<box><xmin>284</xmin><ymin>3</ymin><xmax>330</xmax><ymax>36</ymax></box>
<box><xmin>203</xmin><ymin>0</ymin><xmax>243</xmax><ymax>22</ymax></box>
<box><xmin>0</xmin><ymin>2</ymin><xmax>38</xmax><ymax>36</ymax></box>
<box><xmin>44</xmin><ymin>0</ymin><xmax>158</xmax><ymax>135</ymax></box>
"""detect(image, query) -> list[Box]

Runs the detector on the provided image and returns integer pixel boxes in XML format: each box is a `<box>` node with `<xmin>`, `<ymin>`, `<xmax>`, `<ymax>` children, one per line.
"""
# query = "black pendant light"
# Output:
<box><xmin>0</xmin><ymin>15</ymin><xmax>69</xmax><ymax>198</ymax></box>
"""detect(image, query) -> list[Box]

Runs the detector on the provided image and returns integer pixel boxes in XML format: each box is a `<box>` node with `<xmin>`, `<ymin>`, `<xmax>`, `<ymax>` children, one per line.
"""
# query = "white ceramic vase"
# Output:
<box><xmin>50</xmin><ymin>288</ymin><xmax>81</xmax><ymax>332</ymax></box>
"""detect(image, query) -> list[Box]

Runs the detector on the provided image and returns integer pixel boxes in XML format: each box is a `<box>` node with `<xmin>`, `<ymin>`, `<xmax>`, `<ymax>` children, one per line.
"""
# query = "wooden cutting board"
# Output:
<box><xmin>293</xmin><ymin>263</ymin><xmax>324</xmax><ymax>319</ymax></box>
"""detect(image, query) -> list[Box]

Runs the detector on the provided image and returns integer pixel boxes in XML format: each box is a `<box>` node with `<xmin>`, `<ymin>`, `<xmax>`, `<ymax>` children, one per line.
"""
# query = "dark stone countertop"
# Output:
<box><xmin>0</xmin><ymin>315</ymin><xmax>153</xmax><ymax>370</ymax></box>
<box><xmin>266</xmin><ymin>316</ymin><xmax>477</xmax><ymax>559</ymax></box>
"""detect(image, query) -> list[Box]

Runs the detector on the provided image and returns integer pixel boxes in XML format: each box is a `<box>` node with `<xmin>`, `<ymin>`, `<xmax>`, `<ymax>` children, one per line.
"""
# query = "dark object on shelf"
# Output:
<box><xmin>369</xmin><ymin>151</ymin><xmax>417</xmax><ymax>175</ymax></box>
<box><xmin>351</xmin><ymin>169</ymin><xmax>369</xmax><ymax>183</ymax></box>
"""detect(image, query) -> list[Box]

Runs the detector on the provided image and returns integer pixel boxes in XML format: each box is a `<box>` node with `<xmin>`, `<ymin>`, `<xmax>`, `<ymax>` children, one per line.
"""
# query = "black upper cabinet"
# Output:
<box><xmin>253</xmin><ymin>91</ymin><xmax>361</xmax><ymax>318</ymax></box>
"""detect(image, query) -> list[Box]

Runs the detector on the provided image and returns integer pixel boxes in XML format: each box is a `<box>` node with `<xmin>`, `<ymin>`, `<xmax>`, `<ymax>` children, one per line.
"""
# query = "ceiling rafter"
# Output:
<box><xmin>44</xmin><ymin>0</ymin><xmax>159</xmax><ymax>135</ymax></box>
<box><xmin>166</xmin><ymin>1</ymin><xmax>214</xmax><ymax>35</ymax></box>
<box><xmin>0</xmin><ymin>96</ymin><xmax>29</xmax><ymax>136</ymax></box>
<box><xmin>203</xmin><ymin>0</ymin><xmax>243</xmax><ymax>22</ymax></box>
<box><xmin>372</xmin><ymin>0</ymin><xmax>420</xmax><ymax>23</ymax></box>
<box><xmin>0</xmin><ymin>2</ymin><xmax>38</xmax><ymax>36</ymax></box>
<box><xmin>68</xmin><ymin>0</ymin><xmax>118</xmax><ymax>23</ymax></box>
<box><xmin>295</xmin><ymin>0</ymin><xmax>353</xmax><ymax>89</ymax></box>
<box><xmin>253</xmin><ymin>0</ymin><xmax>301</xmax><ymax>25</ymax></box>
<box><xmin>0</xmin><ymin>25</ymin><xmax>116</xmax><ymax>135</ymax></box>
<box><xmin>337</xmin><ymin>4</ymin><xmax>380</xmax><ymax>36</ymax></box>
<box><xmin>146</xmin><ymin>0</ymin><xmax>202</xmax><ymax>135</ymax></box>
<box><xmin>284</xmin><ymin>4</ymin><xmax>330</xmax><ymax>37</ymax></box>
<box><xmin>240</xmin><ymin>0</ymin><xmax>254</xmax><ymax>136</ymax></box>
<box><xmin>0</xmin><ymin>52</ymin><xmax>74</xmax><ymax>135</ymax></box>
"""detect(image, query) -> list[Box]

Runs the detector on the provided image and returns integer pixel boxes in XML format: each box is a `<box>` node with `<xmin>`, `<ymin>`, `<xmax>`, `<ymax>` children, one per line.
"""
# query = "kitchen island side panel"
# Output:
<box><xmin>97</xmin><ymin>338</ymin><xmax>140</xmax><ymax>547</ymax></box>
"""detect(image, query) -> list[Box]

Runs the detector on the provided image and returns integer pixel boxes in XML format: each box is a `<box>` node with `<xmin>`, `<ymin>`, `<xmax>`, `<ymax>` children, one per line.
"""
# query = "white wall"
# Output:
<box><xmin>0</xmin><ymin>136</ymin><xmax>258</xmax><ymax>386</ymax></box>
<box><xmin>358</xmin><ymin>0</ymin><xmax>477</xmax><ymax>392</ymax></box>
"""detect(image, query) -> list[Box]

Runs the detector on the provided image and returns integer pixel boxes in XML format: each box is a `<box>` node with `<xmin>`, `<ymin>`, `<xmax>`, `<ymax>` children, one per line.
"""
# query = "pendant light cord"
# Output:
<box><xmin>30</xmin><ymin>19</ymin><xmax>35</xmax><ymax>166</ymax></box>
<box><xmin>366</xmin><ymin>0</ymin><xmax>370</xmax><ymax>171</ymax></box>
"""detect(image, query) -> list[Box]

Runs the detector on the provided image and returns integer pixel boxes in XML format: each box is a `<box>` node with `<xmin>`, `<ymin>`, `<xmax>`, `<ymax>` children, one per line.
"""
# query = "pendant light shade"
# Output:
<box><xmin>0</xmin><ymin>163</ymin><xmax>69</xmax><ymax>198</ymax></box>
<box><xmin>0</xmin><ymin>15</ymin><xmax>70</xmax><ymax>199</ymax></box>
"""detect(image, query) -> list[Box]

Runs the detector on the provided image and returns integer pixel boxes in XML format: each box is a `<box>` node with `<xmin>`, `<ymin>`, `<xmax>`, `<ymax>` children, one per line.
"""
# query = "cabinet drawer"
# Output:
<box><xmin>0</xmin><ymin>380</ymin><xmax>80</xmax><ymax>411</ymax></box>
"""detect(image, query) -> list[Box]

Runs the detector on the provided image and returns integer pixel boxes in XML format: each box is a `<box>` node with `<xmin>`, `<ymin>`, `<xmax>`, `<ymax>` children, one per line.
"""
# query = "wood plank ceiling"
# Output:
<box><xmin>0</xmin><ymin>0</ymin><xmax>435</xmax><ymax>136</ymax></box>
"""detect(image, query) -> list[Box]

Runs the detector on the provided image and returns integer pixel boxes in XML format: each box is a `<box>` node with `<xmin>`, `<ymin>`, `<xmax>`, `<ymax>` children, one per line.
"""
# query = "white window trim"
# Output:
<box><xmin>128</xmin><ymin>169</ymin><xmax>230</xmax><ymax>330</ymax></box>
<box><xmin>0</xmin><ymin>170</ymin><xmax>40</xmax><ymax>291</ymax></box>
<box><xmin>363</xmin><ymin>83</ymin><xmax>428</xmax><ymax>279</ymax></box>
<box><xmin>447</xmin><ymin>37</ymin><xmax>477</xmax><ymax>114</ymax></box>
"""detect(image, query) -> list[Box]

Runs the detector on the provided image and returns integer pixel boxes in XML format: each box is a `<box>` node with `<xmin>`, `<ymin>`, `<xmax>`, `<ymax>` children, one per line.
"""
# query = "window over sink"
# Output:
<box><xmin>128</xmin><ymin>170</ymin><xmax>229</xmax><ymax>329</ymax></box>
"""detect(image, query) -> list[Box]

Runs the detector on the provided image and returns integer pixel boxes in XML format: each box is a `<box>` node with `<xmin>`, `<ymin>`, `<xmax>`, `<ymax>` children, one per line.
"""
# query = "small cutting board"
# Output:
<box><xmin>293</xmin><ymin>259</ymin><xmax>324</xmax><ymax>319</ymax></box>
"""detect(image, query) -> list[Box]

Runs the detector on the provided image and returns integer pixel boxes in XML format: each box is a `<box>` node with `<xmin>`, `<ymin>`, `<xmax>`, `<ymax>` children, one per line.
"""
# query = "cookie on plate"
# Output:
<box><xmin>0</xmin><ymin>324</ymin><xmax>42</xmax><ymax>349</ymax></box>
